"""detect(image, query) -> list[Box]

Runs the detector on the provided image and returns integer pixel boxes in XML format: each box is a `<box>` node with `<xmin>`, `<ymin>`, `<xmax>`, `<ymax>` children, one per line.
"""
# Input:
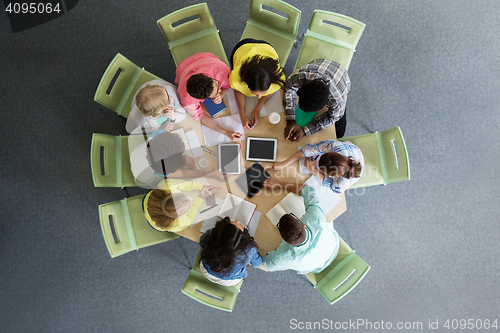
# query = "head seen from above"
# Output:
<box><xmin>135</xmin><ymin>84</ymin><xmax>171</xmax><ymax>118</ymax></box>
<box><xmin>239</xmin><ymin>55</ymin><xmax>284</xmax><ymax>96</ymax></box>
<box><xmin>277</xmin><ymin>213</ymin><xmax>306</xmax><ymax>246</ymax></box>
<box><xmin>186</xmin><ymin>74</ymin><xmax>217</xmax><ymax>100</ymax></box>
<box><xmin>201</xmin><ymin>217</ymin><xmax>256</xmax><ymax>276</ymax></box>
<box><xmin>318</xmin><ymin>152</ymin><xmax>363</xmax><ymax>179</ymax></box>
<box><xmin>297</xmin><ymin>79</ymin><xmax>329</xmax><ymax>112</ymax></box>
<box><xmin>147</xmin><ymin>191</ymin><xmax>192</xmax><ymax>229</ymax></box>
<box><xmin>146</xmin><ymin>131</ymin><xmax>187</xmax><ymax>177</ymax></box>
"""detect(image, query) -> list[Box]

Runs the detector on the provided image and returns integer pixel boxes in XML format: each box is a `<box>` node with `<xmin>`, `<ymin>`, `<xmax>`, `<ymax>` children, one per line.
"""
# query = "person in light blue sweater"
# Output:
<box><xmin>262</xmin><ymin>179</ymin><xmax>339</xmax><ymax>274</ymax></box>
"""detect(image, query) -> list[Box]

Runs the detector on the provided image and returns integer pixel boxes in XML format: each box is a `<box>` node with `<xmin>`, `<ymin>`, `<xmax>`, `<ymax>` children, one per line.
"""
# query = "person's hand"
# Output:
<box><xmin>291</xmin><ymin>128</ymin><xmax>305</xmax><ymax>142</ymax></box>
<box><xmin>284</xmin><ymin>122</ymin><xmax>301</xmax><ymax>140</ymax></box>
<box><xmin>159</xmin><ymin>121</ymin><xmax>174</xmax><ymax>132</ymax></box>
<box><xmin>267</xmin><ymin>161</ymin><xmax>287</xmax><ymax>171</ymax></box>
<box><xmin>304</xmin><ymin>156</ymin><xmax>317</xmax><ymax>171</ymax></box>
<box><xmin>208</xmin><ymin>171</ymin><xmax>229</xmax><ymax>181</ymax></box>
<box><xmin>263</xmin><ymin>177</ymin><xmax>283</xmax><ymax>190</ymax></box>
<box><xmin>200</xmin><ymin>185</ymin><xmax>222</xmax><ymax>199</ymax></box>
<box><xmin>161</xmin><ymin>106</ymin><xmax>175</xmax><ymax>119</ymax></box>
<box><xmin>226</xmin><ymin>130</ymin><xmax>243</xmax><ymax>141</ymax></box>
<box><xmin>212</xmin><ymin>94</ymin><xmax>222</xmax><ymax>105</ymax></box>
<box><xmin>184</xmin><ymin>155</ymin><xmax>196</xmax><ymax>169</ymax></box>
<box><xmin>251</xmin><ymin>109</ymin><xmax>260</xmax><ymax>128</ymax></box>
<box><xmin>241</xmin><ymin>115</ymin><xmax>253</xmax><ymax>130</ymax></box>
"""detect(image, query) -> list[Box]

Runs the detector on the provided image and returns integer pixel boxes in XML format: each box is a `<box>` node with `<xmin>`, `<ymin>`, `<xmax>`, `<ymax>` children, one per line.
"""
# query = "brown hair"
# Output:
<box><xmin>277</xmin><ymin>214</ymin><xmax>306</xmax><ymax>246</ymax></box>
<box><xmin>146</xmin><ymin>131</ymin><xmax>187</xmax><ymax>176</ymax></box>
<box><xmin>318</xmin><ymin>153</ymin><xmax>362</xmax><ymax>179</ymax></box>
<box><xmin>146</xmin><ymin>190</ymin><xmax>192</xmax><ymax>229</ymax></box>
<box><xmin>135</xmin><ymin>84</ymin><xmax>170</xmax><ymax>118</ymax></box>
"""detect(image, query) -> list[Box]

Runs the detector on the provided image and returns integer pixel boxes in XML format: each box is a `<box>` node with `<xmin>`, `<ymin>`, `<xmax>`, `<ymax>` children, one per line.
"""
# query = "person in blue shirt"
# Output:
<box><xmin>262</xmin><ymin>179</ymin><xmax>339</xmax><ymax>274</ymax></box>
<box><xmin>199</xmin><ymin>217</ymin><xmax>263</xmax><ymax>286</ymax></box>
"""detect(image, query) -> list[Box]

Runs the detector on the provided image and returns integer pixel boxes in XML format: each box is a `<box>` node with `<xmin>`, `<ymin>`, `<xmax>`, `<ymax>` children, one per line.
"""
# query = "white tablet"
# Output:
<box><xmin>246</xmin><ymin>137</ymin><xmax>278</xmax><ymax>162</ymax></box>
<box><xmin>218</xmin><ymin>143</ymin><xmax>241</xmax><ymax>174</ymax></box>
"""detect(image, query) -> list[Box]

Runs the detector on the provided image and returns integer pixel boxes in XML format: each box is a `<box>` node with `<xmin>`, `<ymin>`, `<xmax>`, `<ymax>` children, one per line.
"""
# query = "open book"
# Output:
<box><xmin>218</xmin><ymin>193</ymin><xmax>257</xmax><ymax>229</ymax></box>
<box><xmin>265</xmin><ymin>193</ymin><xmax>306</xmax><ymax>230</ymax></box>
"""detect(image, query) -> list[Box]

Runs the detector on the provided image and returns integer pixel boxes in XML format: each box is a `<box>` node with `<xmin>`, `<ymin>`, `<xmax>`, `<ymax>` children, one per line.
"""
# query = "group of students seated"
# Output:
<box><xmin>125</xmin><ymin>38</ymin><xmax>365</xmax><ymax>285</ymax></box>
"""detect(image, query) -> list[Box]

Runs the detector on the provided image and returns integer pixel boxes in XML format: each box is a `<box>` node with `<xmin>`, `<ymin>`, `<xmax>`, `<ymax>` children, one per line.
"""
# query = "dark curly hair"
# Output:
<box><xmin>277</xmin><ymin>213</ymin><xmax>306</xmax><ymax>246</ymax></box>
<box><xmin>186</xmin><ymin>74</ymin><xmax>214</xmax><ymax>99</ymax></box>
<box><xmin>239</xmin><ymin>55</ymin><xmax>285</xmax><ymax>92</ymax></box>
<box><xmin>146</xmin><ymin>131</ymin><xmax>186</xmax><ymax>176</ymax></box>
<box><xmin>297</xmin><ymin>79</ymin><xmax>330</xmax><ymax>112</ymax></box>
<box><xmin>201</xmin><ymin>217</ymin><xmax>258</xmax><ymax>277</ymax></box>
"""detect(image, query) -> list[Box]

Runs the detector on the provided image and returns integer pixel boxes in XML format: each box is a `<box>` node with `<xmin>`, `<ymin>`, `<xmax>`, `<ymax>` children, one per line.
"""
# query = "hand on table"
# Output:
<box><xmin>208</xmin><ymin>171</ymin><xmax>229</xmax><ymax>181</ymax></box>
<box><xmin>226</xmin><ymin>130</ymin><xmax>243</xmax><ymax>141</ymax></box>
<box><xmin>304</xmin><ymin>156</ymin><xmax>317</xmax><ymax>172</ymax></box>
<box><xmin>241</xmin><ymin>115</ymin><xmax>254</xmax><ymax>130</ymax></box>
<box><xmin>284</xmin><ymin>122</ymin><xmax>302</xmax><ymax>140</ymax></box>
<box><xmin>251</xmin><ymin>109</ymin><xmax>260</xmax><ymax>128</ymax></box>
<box><xmin>267</xmin><ymin>161</ymin><xmax>287</xmax><ymax>171</ymax></box>
<box><xmin>290</xmin><ymin>128</ymin><xmax>305</xmax><ymax>142</ymax></box>
<box><xmin>263</xmin><ymin>177</ymin><xmax>284</xmax><ymax>190</ymax></box>
<box><xmin>200</xmin><ymin>185</ymin><xmax>222</xmax><ymax>199</ymax></box>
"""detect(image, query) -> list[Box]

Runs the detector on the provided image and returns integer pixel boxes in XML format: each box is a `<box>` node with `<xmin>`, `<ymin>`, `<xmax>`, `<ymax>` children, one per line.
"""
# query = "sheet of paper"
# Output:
<box><xmin>298</xmin><ymin>146</ymin><xmax>313</xmax><ymax>174</ymax></box>
<box><xmin>171</xmin><ymin>127</ymin><xmax>192</xmax><ymax>157</ymax></box>
<box><xmin>201</xmin><ymin>114</ymin><xmax>245</xmax><ymax>147</ymax></box>
<box><xmin>305</xmin><ymin>175</ymin><xmax>341</xmax><ymax>214</ymax></box>
<box><xmin>244</xmin><ymin>91</ymin><xmax>284</xmax><ymax>118</ymax></box>
<box><xmin>247</xmin><ymin>210</ymin><xmax>261</xmax><ymax>238</ymax></box>
<box><xmin>226</xmin><ymin>89</ymin><xmax>240</xmax><ymax>115</ymax></box>
<box><xmin>199</xmin><ymin>215</ymin><xmax>220</xmax><ymax>233</ymax></box>
<box><xmin>185</xmin><ymin>129</ymin><xmax>204</xmax><ymax>158</ymax></box>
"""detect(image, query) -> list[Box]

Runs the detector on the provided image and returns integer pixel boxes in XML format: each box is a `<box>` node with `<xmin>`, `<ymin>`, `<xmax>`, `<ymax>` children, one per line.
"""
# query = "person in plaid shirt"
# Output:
<box><xmin>283</xmin><ymin>59</ymin><xmax>350</xmax><ymax>141</ymax></box>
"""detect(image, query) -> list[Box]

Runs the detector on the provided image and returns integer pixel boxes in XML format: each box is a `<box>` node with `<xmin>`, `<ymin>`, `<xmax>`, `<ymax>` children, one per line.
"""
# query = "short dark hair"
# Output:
<box><xmin>186</xmin><ymin>74</ymin><xmax>213</xmax><ymax>99</ymax></box>
<box><xmin>277</xmin><ymin>214</ymin><xmax>306</xmax><ymax>246</ymax></box>
<box><xmin>146</xmin><ymin>131</ymin><xmax>186</xmax><ymax>176</ymax></box>
<box><xmin>239</xmin><ymin>55</ymin><xmax>285</xmax><ymax>92</ymax></box>
<box><xmin>297</xmin><ymin>80</ymin><xmax>330</xmax><ymax>112</ymax></box>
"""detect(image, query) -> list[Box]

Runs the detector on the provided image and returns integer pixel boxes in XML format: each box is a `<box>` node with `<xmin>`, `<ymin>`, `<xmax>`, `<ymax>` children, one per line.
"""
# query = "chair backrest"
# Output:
<box><xmin>294</xmin><ymin>11</ymin><xmax>365</xmax><ymax>70</ymax></box>
<box><xmin>248</xmin><ymin>0</ymin><xmax>300</xmax><ymax>38</ymax></box>
<box><xmin>94</xmin><ymin>53</ymin><xmax>163</xmax><ymax>117</ymax></box>
<box><xmin>91</xmin><ymin>133</ymin><xmax>136</xmax><ymax>187</ymax></box>
<box><xmin>181</xmin><ymin>250</ymin><xmax>242</xmax><ymax>312</ymax></box>
<box><xmin>305</xmin><ymin>235</ymin><xmax>370</xmax><ymax>305</ymax></box>
<box><xmin>99</xmin><ymin>194</ymin><xmax>180</xmax><ymax>258</ymax></box>
<box><xmin>378</xmin><ymin>126</ymin><xmax>410</xmax><ymax>184</ymax></box>
<box><xmin>157</xmin><ymin>3</ymin><xmax>228</xmax><ymax>65</ymax></box>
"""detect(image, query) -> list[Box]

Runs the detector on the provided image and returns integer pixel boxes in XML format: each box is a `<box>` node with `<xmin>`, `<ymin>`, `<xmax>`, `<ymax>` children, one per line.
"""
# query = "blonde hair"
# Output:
<box><xmin>135</xmin><ymin>84</ymin><xmax>170</xmax><ymax>118</ymax></box>
<box><xmin>146</xmin><ymin>190</ymin><xmax>192</xmax><ymax>229</ymax></box>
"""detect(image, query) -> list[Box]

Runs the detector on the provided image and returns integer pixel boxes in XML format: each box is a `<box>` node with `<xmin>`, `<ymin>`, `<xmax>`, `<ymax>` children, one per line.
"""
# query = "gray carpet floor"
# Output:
<box><xmin>1</xmin><ymin>0</ymin><xmax>499</xmax><ymax>332</ymax></box>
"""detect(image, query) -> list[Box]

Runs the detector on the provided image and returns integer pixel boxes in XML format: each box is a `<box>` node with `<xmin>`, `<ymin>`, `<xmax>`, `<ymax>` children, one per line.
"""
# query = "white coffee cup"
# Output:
<box><xmin>269</xmin><ymin>112</ymin><xmax>280</xmax><ymax>124</ymax></box>
<box><xmin>198</xmin><ymin>158</ymin><xmax>209</xmax><ymax>168</ymax></box>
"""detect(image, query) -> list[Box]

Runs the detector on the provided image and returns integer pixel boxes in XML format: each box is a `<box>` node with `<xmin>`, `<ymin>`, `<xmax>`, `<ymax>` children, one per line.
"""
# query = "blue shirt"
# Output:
<box><xmin>199</xmin><ymin>230</ymin><xmax>263</xmax><ymax>280</ymax></box>
<box><xmin>263</xmin><ymin>186</ymin><xmax>339</xmax><ymax>274</ymax></box>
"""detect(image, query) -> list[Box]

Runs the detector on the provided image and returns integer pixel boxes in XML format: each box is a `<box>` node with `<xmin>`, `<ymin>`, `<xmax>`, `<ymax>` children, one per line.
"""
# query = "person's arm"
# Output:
<box><xmin>199</xmin><ymin>106</ymin><xmax>243</xmax><ymax>141</ymax></box>
<box><xmin>262</xmin><ymin>244</ymin><xmax>291</xmax><ymax>272</ymax></box>
<box><xmin>250</xmin><ymin>94</ymin><xmax>272</xmax><ymax>127</ymax></box>
<box><xmin>268</xmin><ymin>150</ymin><xmax>305</xmax><ymax>171</ymax></box>
<box><xmin>302</xmin><ymin>98</ymin><xmax>343</xmax><ymax>136</ymax></box>
<box><xmin>179</xmin><ymin>197</ymin><xmax>205</xmax><ymax>227</ymax></box>
<box><xmin>234</xmin><ymin>89</ymin><xmax>253</xmax><ymax>130</ymax></box>
<box><xmin>249</xmin><ymin>246</ymin><xmax>263</xmax><ymax>268</ymax></box>
<box><xmin>164</xmin><ymin>178</ymin><xmax>204</xmax><ymax>192</ymax></box>
<box><xmin>300</xmin><ymin>185</ymin><xmax>323</xmax><ymax>215</ymax></box>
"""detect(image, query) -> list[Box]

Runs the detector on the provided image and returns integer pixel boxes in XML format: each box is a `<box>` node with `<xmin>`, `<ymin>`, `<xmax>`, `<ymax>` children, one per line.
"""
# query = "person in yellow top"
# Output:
<box><xmin>143</xmin><ymin>178</ymin><xmax>221</xmax><ymax>232</ymax></box>
<box><xmin>229</xmin><ymin>39</ymin><xmax>285</xmax><ymax>130</ymax></box>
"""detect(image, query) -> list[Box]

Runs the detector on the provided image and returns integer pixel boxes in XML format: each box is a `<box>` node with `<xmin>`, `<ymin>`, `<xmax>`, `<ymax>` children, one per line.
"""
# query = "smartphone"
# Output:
<box><xmin>206</xmin><ymin>194</ymin><xmax>216</xmax><ymax>206</ymax></box>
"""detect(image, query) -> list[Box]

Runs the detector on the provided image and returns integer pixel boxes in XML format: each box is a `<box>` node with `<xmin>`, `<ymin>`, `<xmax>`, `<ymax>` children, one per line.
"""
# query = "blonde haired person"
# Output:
<box><xmin>143</xmin><ymin>178</ymin><xmax>221</xmax><ymax>232</ymax></box>
<box><xmin>126</xmin><ymin>79</ymin><xmax>186</xmax><ymax>134</ymax></box>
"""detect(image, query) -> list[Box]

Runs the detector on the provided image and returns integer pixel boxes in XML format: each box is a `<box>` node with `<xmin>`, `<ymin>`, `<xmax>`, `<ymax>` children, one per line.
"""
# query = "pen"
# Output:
<box><xmin>199</xmin><ymin>204</ymin><xmax>219</xmax><ymax>214</ymax></box>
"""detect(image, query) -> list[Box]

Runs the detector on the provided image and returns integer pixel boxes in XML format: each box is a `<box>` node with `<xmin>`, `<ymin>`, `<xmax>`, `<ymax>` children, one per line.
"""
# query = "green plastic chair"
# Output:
<box><xmin>181</xmin><ymin>250</ymin><xmax>243</xmax><ymax>312</ymax></box>
<box><xmin>339</xmin><ymin>126</ymin><xmax>410</xmax><ymax>189</ymax></box>
<box><xmin>305</xmin><ymin>236</ymin><xmax>370</xmax><ymax>305</ymax></box>
<box><xmin>294</xmin><ymin>11</ymin><xmax>366</xmax><ymax>71</ymax></box>
<box><xmin>240</xmin><ymin>0</ymin><xmax>301</xmax><ymax>65</ymax></box>
<box><xmin>99</xmin><ymin>194</ymin><xmax>180</xmax><ymax>258</ymax></box>
<box><xmin>91</xmin><ymin>133</ymin><xmax>137</xmax><ymax>188</ymax></box>
<box><xmin>157</xmin><ymin>3</ymin><xmax>229</xmax><ymax>66</ymax></box>
<box><xmin>94</xmin><ymin>53</ymin><xmax>164</xmax><ymax>118</ymax></box>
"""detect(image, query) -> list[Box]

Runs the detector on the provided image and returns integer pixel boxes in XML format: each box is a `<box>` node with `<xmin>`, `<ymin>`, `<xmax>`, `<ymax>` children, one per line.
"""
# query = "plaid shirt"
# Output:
<box><xmin>283</xmin><ymin>59</ymin><xmax>350</xmax><ymax>136</ymax></box>
<box><xmin>301</xmin><ymin>140</ymin><xmax>364</xmax><ymax>194</ymax></box>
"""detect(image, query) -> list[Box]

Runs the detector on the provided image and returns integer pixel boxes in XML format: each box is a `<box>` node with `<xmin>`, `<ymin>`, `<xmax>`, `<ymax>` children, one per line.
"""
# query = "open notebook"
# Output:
<box><xmin>218</xmin><ymin>193</ymin><xmax>257</xmax><ymax>229</ymax></box>
<box><xmin>265</xmin><ymin>193</ymin><xmax>306</xmax><ymax>231</ymax></box>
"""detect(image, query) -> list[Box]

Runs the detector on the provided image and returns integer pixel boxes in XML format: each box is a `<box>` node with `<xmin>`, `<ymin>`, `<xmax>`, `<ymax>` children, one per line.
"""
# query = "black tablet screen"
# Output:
<box><xmin>235</xmin><ymin>162</ymin><xmax>270</xmax><ymax>198</ymax></box>
<box><xmin>248</xmin><ymin>139</ymin><xmax>275</xmax><ymax>160</ymax></box>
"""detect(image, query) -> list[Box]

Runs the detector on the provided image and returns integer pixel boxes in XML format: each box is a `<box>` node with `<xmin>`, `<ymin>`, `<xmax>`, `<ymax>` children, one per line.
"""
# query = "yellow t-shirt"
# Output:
<box><xmin>143</xmin><ymin>178</ymin><xmax>204</xmax><ymax>232</ymax></box>
<box><xmin>229</xmin><ymin>43</ymin><xmax>285</xmax><ymax>97</ymax></box>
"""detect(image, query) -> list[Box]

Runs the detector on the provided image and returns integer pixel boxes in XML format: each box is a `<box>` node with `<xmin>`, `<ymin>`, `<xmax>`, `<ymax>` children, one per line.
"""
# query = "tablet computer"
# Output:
<box><xmin>218</xmin><ymin>143</ymin><xmax>241</xmax><ymax>174</ymax></box>
<box><xmin>246</xmin><ymin>137</ymin><xmax>278</xmax><ymax>162</ymax></box>
<box><xmin>235</xmin><ymin>162</ymin><xmax>271</xmax><ymax>199</ymax></box>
